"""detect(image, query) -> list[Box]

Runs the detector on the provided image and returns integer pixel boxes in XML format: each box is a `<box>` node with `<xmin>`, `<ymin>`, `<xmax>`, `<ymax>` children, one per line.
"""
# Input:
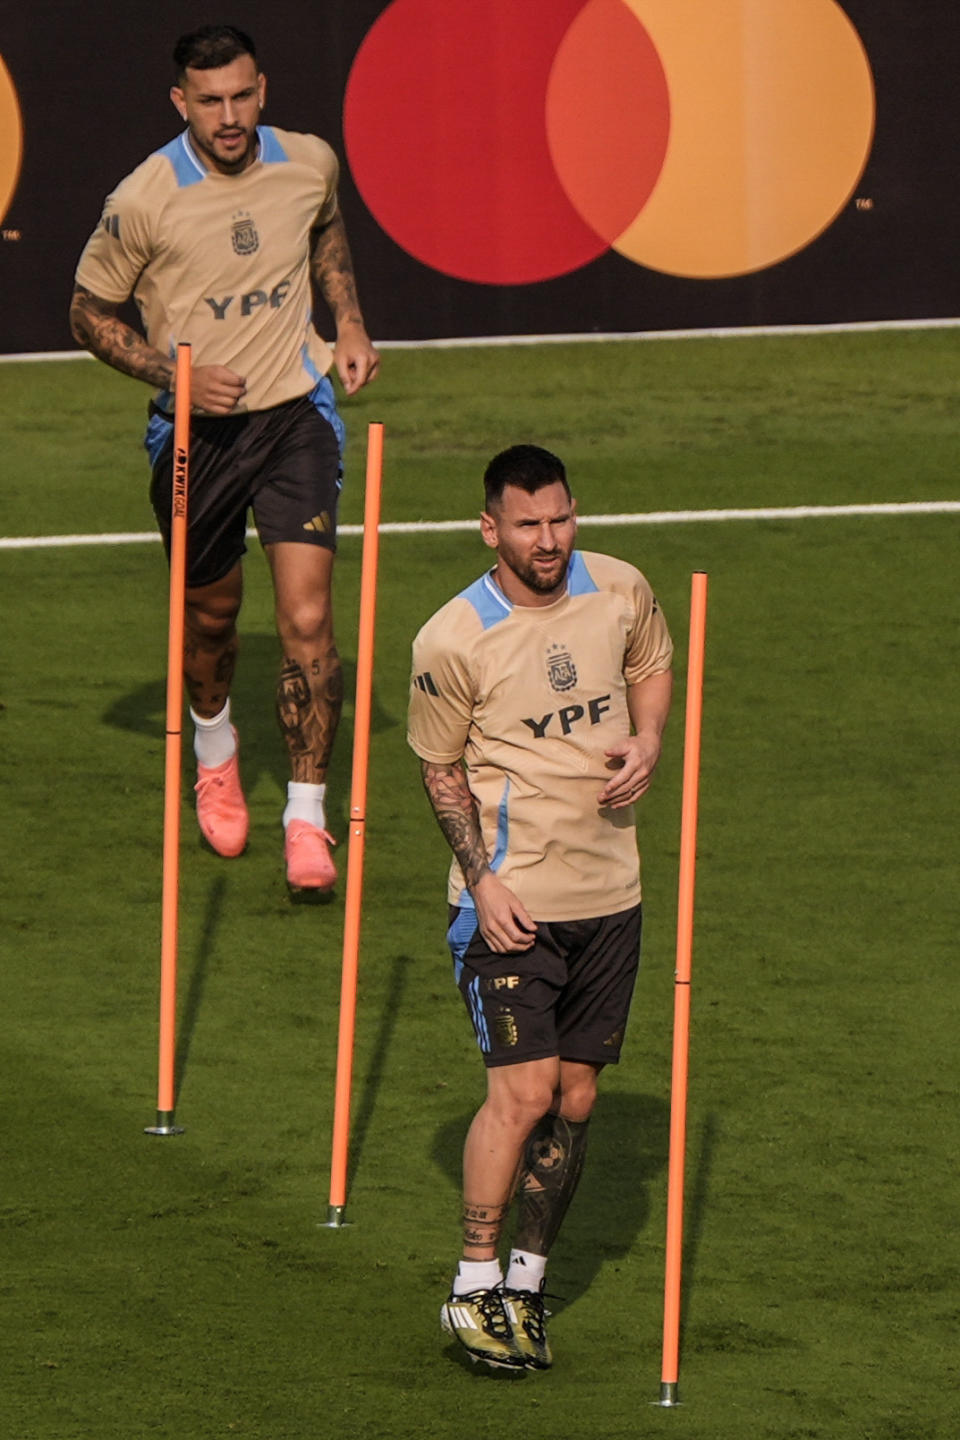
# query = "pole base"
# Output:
<box><xmin>144</xmin><ymin>1111</ymin><xmax>184</xmax><ymax>1136</ymax></box>
<box><xmin>322</xmin><ymin>1204</ymin><xmax>349</xmax><ymax>1228</ymax></box>
<box><xmin>655</xmin><ymin>1382</ymin><xmax>680</xmax><ymax>1407</ymax></box>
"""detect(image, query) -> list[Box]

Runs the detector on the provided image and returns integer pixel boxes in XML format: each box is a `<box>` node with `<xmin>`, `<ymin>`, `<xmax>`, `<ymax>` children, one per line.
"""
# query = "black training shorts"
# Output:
<box><xmin>447</xmin><ymin>903</ymin><xmax>643</xmax><ymax>1069</ymax></box>
<box><xmin>146</xmin><ymin>378</ymin><xmax>343</xmax><ymax>589</ymax></box>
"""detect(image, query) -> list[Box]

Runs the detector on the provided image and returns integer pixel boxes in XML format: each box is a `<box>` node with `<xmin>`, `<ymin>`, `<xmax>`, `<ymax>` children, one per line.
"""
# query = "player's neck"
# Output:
<box><xmin>490</xmin><ymin>564</ymin><xmax>568</xmax><ymax>610</ymax></box>
<box><xmin>185</xmin><ymin>128</ymin><xmax>261</xmax><ymax>177</ymax></box>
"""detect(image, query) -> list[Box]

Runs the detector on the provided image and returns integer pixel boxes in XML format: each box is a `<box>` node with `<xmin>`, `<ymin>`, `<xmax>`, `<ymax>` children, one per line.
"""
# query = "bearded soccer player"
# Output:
<box><xmin>70</xmin><ymin>25</ymin><xmax>379</xmax><ymax>891</ymax></box>
<box><xmin>407</xmin><ymin>445</ymin><xmax>673</xmax><ymax>1370</ymax></box>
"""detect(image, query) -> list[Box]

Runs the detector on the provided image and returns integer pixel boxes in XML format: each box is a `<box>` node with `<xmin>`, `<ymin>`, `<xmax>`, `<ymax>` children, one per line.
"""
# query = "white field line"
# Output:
<box><xmin>2</xmin><ymin>316</ymin><xmax>959</xmax><ymax>365</ymax></box>
<box><xmin>1</xmin><ymin>500</ymin><xmax>958</xmax><ymax>552</ymax></box>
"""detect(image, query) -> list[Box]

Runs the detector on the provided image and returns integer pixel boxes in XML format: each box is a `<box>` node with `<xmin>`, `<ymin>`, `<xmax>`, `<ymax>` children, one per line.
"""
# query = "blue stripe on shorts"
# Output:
<box><xmin>144</xmin><ymin>410</ymin><xmax>173</xmax><ymax>467</ymax></box>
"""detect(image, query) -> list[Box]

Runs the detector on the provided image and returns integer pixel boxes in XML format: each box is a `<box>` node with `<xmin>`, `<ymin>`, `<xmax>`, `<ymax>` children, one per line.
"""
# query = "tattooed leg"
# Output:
<box><xmin>513</xmin><ymin>1112</ymin><xmax>591</xmax><ymax>1257</ymax></box>
<box><xmin>267</xmin><ymin>543</ymin><xmax>341</xmax><ymax>784</ymax></box>
<box><xmin>461</xmin><ymin>1058</ymin><xmax>560</xmax><ymax>1260</ymax></box>
<box><xmin>462</xmin><ymin>1201</ymin><xmax>512</xmax><ymax>1261</ymax></box>
<box><xmin>276</xmin><ymin>648</ymin><xmax>344</xmax><ymax>782</ymax></box>
<box><xmin>184</xmin><ymin>566</ymin><xmax>243</xmax><ymax>718</ymax></box>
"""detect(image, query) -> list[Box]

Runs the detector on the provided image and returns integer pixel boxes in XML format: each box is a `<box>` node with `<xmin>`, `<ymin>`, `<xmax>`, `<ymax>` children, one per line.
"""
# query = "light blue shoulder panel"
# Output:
<box><xmin>257</xmin><ymin>126</ymin><xmax>289</xmax><ymax>164</ymax></box>
<box><xmin>566</xmin><ymin>550</ymin><xmax>600</xmax><ymax>596</ymax></box>
<box><xmin>458</xmin><ymin>573</ymin><xmax>512</xmax><ymax>630</ymax></box>
<box><xmin>156</xmin><ymin>134</ymin><xmax>206</xmax><ymax>188</ymax></box>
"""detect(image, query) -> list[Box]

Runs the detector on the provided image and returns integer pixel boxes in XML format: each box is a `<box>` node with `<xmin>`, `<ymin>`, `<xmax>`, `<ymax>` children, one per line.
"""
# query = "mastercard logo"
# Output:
<box><xmin>0</xmin><ymin>53</ymin><xmax>23</xmax><ymax>225</ymax></box>
<box><xmin>344</xmin><ymin>0</ymin><xmax>875</xmax><ymax>285</ymax></box>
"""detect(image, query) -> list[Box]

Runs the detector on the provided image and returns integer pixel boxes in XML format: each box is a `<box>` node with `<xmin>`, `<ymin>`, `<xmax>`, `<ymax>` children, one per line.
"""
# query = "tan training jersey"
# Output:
<box><xmin>75</xmin><ymin>126</ymin><xmax>339</xmax><ymax>414</ymax></box>
<box><xmin>407</xmin><ymin>550</ymin><xmax>673</xmax><ymax>922</ymax></box>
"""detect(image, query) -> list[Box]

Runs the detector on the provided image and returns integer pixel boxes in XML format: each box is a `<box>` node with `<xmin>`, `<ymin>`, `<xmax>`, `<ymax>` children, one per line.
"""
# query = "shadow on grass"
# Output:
<box><xmin>174</xmin><ymin>875</ymin><xmax>226</xmax><ymax>1101</ymax></box>
<box><xmin>442</xmin><ymin>1343</ymin><xmax>529</xmax><ymax>1381</ymax></box>
<box><xmin>680</xmin><ymin>1109</ymin><xmax>720</xmax><ymax>1353</ymax></box>
<box><xmin>346</xmin><ymin>952</ymin><xmax>413</xmax><ymax>1192</ymax></box>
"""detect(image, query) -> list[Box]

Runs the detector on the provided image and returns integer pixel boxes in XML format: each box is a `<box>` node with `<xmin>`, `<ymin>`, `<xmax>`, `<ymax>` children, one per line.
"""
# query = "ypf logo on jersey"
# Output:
<box><xmin>231</xmin><ymin>210</ymin><xmax>260</xmax><ymax>256</ymax></box>
<box><xmin>546</xmin><ymin>643</ymin><xmax>577</xmax><ymax>693</ymax></box>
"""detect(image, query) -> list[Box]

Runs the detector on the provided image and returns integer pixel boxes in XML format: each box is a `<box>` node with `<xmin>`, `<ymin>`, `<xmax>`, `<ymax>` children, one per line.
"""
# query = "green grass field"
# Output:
<box><xmin>2</xmin><ymin>332</ymin><xmax>958</xmax><ymax>1440</ymax></box>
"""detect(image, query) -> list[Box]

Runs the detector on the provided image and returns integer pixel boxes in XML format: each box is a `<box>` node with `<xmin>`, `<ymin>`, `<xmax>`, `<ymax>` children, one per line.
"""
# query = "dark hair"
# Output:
<box><xmin>483</xmin><ymin>444</ymin><xmax>570</xmax><ymax>511</ymax></box>
<box><xmin>173</xmin><ymin>25</ymin><xmax>257</xmax><ymax>80</ymax></box>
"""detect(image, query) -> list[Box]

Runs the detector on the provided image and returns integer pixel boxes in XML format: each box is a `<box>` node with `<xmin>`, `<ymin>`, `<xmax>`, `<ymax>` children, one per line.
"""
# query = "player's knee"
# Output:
<box><xmin>558</xmin><ymin>1072</ymin><xmax>599</xmax><ymax>1124</ymax></box>
<box><xmin>560</xmin><ymin>1093</ymin><xmax>596</xmax><ymax>1125</ymax></box>
<box><xmin>187</xmin><ymin>596</ymin><xmax>239</xmax><ymax>641</ymax></box>
<box><xmin>276</xmin><ymin>596</ymin><xmax>334</xmax><ymax>648</ymax></box>
<box><xmin>491</xmin><ymin>1082</ymin><xmax>555</xmax><ymax>1134</ymax></box>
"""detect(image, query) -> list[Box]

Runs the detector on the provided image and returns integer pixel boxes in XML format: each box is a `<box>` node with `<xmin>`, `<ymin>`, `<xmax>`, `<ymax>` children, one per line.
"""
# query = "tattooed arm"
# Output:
<box><xmin>419</xmin><ymin>759</ymin><xmax>536</xmax><ymax>953</ymax></box>
<box><xmin>68</xmin><ymin>285</ymin><xmax>247</xmax><ymax>414</ymax></box>
<box><xmin>419</xmin><ymin>759</ymin><xmax>491</xmax><ymax>888</ymax></box>
<box><xmin>69</xmin><ymin>285</ymin><xmax>174</xmax><ymax>389</ymax></box>
<box><xmin>310</xmin><ymin>211</ymin><xmax>380</xmax><ymax>395</ymax></box>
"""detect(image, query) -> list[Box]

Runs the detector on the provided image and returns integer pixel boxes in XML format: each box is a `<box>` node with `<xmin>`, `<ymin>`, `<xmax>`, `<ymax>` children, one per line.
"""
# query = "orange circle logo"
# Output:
<box><xmin>344</xmin><ymin>0</ymin><xmax>875</xmax><ymax>284</ymax></box>
<box><xmin>0</xmin><ymin>52</ymin><xmax>23</xmax><ymax>226</ymax></box>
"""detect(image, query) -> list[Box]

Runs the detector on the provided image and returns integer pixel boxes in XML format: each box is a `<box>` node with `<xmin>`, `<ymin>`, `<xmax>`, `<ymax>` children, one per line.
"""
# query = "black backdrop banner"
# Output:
<box><xmin>0</xmin><ymin>0</ymin><xmax>957</xmax><ymax>355</ymax></box>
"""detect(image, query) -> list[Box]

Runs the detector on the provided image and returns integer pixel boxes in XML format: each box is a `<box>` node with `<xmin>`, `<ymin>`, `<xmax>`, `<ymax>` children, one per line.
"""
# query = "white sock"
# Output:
<box><xmin>452</xmin><ymin>1258</ymin><xmax>503</xmax><ymax>1296</ymax></box>
<box><xmin>282</xmin><ymin>781</ymin><xmax>327</xmax><ymax>831</ymax></box>
<box><xmin>505</xmin><ymin>1249</ymin><xmax>547</xmax><ymax>1292</ymax></box>
<box><xmin>192</xmin><ymin>700</ymin><xmax>236</xmax><ymax>769</ymax></box>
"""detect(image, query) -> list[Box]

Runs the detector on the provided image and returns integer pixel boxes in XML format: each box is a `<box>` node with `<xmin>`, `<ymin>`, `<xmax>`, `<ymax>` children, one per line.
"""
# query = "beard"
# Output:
<box><xmin>510</xmin><ymin>550</ymin><xmax>570</xmax><ymax>595</ymax></box>
<box><xmin>192</xmin><ymin>124</ymin><xmax>258</xmax><ymax>174</ymax></box>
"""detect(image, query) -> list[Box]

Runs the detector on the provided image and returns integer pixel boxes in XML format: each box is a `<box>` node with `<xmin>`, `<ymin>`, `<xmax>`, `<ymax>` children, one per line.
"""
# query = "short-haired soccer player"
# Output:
<box><xmin>71</xmin><ymin>25</ymin><xmax>379</xmax><ymax>891</ymax></box>
<box><xmin>407</xmin><ymin>445</ymin><xmax>673</xmax><ymax>1369</ymax></box>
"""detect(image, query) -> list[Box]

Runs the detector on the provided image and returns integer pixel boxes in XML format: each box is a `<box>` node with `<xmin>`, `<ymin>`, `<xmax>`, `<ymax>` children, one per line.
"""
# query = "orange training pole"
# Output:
<box><xmin>145</xmin><ymin>343</ymin><xmax>191</xmax><ymax>1137</ymax></box>
<box><xmin>326</xmin><ymin>422</ymin><xmax>384</xmax><ymax>1225</ymax></box>
<box><xmin>659</xmin><ymin>570</ymin><xmax>708</xmax><ymax>1403</ymax></box>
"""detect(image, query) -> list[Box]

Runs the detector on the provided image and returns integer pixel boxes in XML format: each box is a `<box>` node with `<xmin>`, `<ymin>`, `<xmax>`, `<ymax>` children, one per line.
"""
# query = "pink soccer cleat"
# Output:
<box><xmin>284</xmin><ymin>820</ymin><xmax>337</xmax><ymax>892</ymax></box>
<box><xmin>194</xmin><ymin>738</ymin><xmax>249</xmax><ymax>857</ymax></box>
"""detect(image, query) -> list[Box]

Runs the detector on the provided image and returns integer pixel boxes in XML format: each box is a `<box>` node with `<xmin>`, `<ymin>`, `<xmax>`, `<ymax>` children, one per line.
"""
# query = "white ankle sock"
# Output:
<box><xmin>192</xmin><ymin>700</ymin><xmax>236</xmax><ymax>769</ymax></box>
<box><xmin>282</xmin><ymin>781</ymin><xmax>327</xmax><ymax>831</ymax></box>
<box><xmin>505</xmin><ymin>1249</ymin><xmax>547</xmax><ymax>1292</ymax></box>
<box><xmin>452</xmin><ymin>1259</ymin><xmax>503</xmax><ymax>1296</ymax></box>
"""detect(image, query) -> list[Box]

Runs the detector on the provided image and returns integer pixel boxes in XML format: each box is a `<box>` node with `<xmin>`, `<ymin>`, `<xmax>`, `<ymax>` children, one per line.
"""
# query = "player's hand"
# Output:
<box><xmin>185</xmin><ymin>365</ymin><xmax>247</xmax><ymax>415</ymax></box>
<box><xmin>471</xmin><ymin>872</ymin><xmax>538</xmax><ymax>954</ymax></box>
<box><xmin>598</xmin><ymin>731</ymin><xmax>664</xmax><ymax>809</ymax></box>
<box><xmin>333</xmin><ymin>322</ymin><xmax>380</xmax><ymax>395</ymax></box>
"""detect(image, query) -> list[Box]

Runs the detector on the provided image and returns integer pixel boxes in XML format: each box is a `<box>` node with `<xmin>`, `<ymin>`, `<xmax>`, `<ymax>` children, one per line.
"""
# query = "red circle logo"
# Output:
<box><xmin>344</xmin><ymin>0</ymin><xmax>875</xmax><ymax>285</ymax></box>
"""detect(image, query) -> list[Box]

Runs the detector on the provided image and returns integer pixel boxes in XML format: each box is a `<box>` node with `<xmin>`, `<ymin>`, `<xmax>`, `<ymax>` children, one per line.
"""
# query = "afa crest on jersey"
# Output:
<box><xmin>546</xmin><ymin>643</ymin><xmax>577</xmax><ymax>693</ymax></box>
<box><xmin>231</xmin><ymin>211</ymin><xmax>260</xmax><ymax>255</ymax></box>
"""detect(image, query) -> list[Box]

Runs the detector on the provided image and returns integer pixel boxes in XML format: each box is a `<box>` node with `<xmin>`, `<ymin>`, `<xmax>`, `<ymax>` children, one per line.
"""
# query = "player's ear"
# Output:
<box><xmin>257</xmin><ymin>73</ymin><xmax>267</xmax><ymax>111</ymax></box>
<box><xmin>170</xmin><ymin>86</ymin><xmax>187</xmax><ymax>121</ymax></box>
<box><xmin>479</xmin><ymin>510</ymin><xmax>499</xmax><ymax>551</ymax></box>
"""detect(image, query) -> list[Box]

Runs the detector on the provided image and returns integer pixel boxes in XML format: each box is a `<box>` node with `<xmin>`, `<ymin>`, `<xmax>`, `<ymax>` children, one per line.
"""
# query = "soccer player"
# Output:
<box><xmin>70</xmin><ymin>25</ymin><xmax>379</xmax><ymax>891</ymax></box>
<box><xmin>407</xmin><ymin>444</ymin><xmax>673</xmax><ymax>1370</ymax></box>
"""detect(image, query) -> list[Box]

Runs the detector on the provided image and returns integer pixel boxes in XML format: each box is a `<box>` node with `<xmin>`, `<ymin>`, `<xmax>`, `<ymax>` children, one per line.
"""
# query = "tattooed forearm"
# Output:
<box><xmin>309</xmin><ymin>213</ymin><xmax>364</xmax><ymax>330</ymax></box>
<box><xmin>420</xmin><ymin>759</ymin><xmax>491</xmax><ymax>888</ymax></box>
<box><xmin>69</xmin><ymin>286</ymin><xmax>175</xmax><ymax>388</ymax></box>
